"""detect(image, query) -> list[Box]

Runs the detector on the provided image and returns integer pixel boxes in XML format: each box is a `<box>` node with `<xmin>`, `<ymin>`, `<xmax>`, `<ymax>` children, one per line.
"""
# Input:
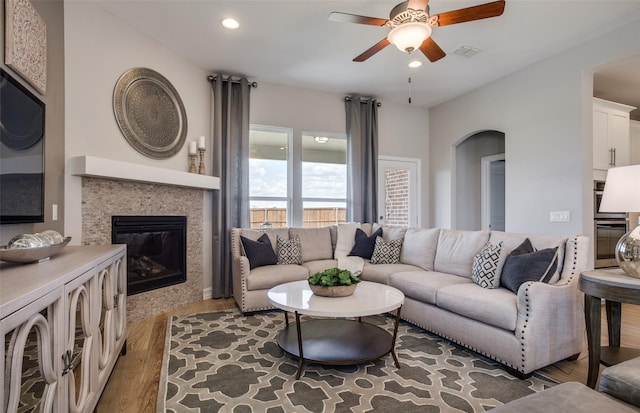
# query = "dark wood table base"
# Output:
<box><xmin>277</xmin><ymin>309</ymin><xmax>402</xmax><ymax>379</ymax></box>
<box><xmin>580</xmin><ymin>271</ymin><xmax>640</xmax><ymax>388</ymax></box>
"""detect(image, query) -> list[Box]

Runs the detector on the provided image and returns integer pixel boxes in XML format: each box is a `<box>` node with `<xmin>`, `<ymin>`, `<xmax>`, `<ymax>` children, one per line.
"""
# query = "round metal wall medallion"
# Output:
<box><xmin>113</xmin><ymin>68</ymin><xmax>187</xmax><ymax>159</ymax></box>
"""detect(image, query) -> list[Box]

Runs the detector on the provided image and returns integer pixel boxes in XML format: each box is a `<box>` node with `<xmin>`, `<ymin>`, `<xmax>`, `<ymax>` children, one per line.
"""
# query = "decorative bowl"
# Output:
<box><xmin>309</xmin><ymin>283</ymin><xmax>357</xmax><ymax>297</ymax></box>
<box><xmin>0</xmin><ymin>237</ymin><xmax>72</xmax><ymax>263</ymax></box>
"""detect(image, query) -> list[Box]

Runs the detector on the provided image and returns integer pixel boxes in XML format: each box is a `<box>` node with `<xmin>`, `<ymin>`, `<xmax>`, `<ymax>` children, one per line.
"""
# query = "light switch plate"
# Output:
<box><xmin>550</xmin><ymin>211</ymin><xmax>570</xmax><ymax>222</ymax></box>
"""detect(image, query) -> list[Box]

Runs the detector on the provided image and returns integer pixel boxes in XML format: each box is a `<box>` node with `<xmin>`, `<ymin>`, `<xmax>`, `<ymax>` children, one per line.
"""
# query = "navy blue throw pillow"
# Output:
<box><xmin>500</xmin><ymin>242</ymin><xmax>559</xmax><ymax>294</ymax></box>
<box><xmin>509</xmin><ymin>238</ymin><xmax>534</xmax><ymax>256</ymax></box>
<box><xmin>240</xmin><ymin>233</ymin><xmax>278</xmax><ymax>269</ymax></box>
<box><xmin>349</xmin><ymin>227</ymin><xmax>383</xmax><ymax>259</ymax></box>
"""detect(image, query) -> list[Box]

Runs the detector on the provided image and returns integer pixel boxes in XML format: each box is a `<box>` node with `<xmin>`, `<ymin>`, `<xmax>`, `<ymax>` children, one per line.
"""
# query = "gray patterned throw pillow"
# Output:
<box><xmin>471</xmin><ymin>241</ymin><xmax>505</xmax><ymax>289</ymax></box>
<box><xmin>276</xmin><ymin>235</ymin><xmax>303</xmax><ymax>265</ymax></box>
<box><xmin>370</xmin><ymin>236</ymin><xmax>403</xmax><ymax>264</ymax></box>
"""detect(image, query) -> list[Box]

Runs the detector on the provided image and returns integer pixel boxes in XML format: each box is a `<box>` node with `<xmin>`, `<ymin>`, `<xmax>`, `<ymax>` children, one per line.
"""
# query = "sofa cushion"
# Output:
<box><xmin>490</xmin><ymin>382</ymin><xmax>637</xmax><ymax>413</ymax></box>
<box><xmin>370</xmin><ymin>237</ymin><xmax>403</xmax><ymax>264</ymax></box>
<box><xmin>436</xmin><ymin>283</ymin><xmax>518</xmax><ymax>331</ymax></box>
<box><xmin>276</xmin><ymin>235</ymin><xmax>303</xmax><ymax>265</ymax></box>
<box><xmin>373</xmin><ymin>224</ymin><xmax>407</xmax><ymax>241</ymax></box>
<box><xmin>289</xmin><ymin>227</ymin><xmax>333</xmax><ymax>262</ymax></box>
<box><xmin>389</xmin><ymin>271</ymin><xmax>472</xmax><ymax>304</ymax></box>
<box><xmin>246</xmin><ymin>264</ymin><xmax>309</xmax><ymax>291</ymax></box>
<box><xmin>400</xmin><ymin>228</ymin><xmax>440</xmax><ymax>270</ymax></box>
<box><xmin>599</xmin><ymin>356</ymin><xmax>640</xmax><ymax>407</ymax></box>
<box><xmin>240</xmin><ymin>234</ymin><xmax>278</xmax><ymax>269</ymax></box>
<box><xmin>360</xmin><ymin>263</ymin><xmax>422</xmax><ymax>284</ymax></box>
<box><xmin>329</xmin><ymin>225</ymin><xmax>338</xmax><ymax>251</ymax></box>
<box><xmin>433</xmin><ymin>229</ymin><xmax>490</xmax><ymax>278</ymax></box>
<box><xmin>334</xmin><ymin>222</ymin><xmax>360</xmax><ymax>259</ymax></box>
<box><xmin>489</xmin><ymin>231</ymin><xmax>567</xmax><ymax>284</ymax></box>
<box><xmin>240</xmin><ymin>228</ymin><xmax>289</xmax><ymax>254</ymax></box>
<box><xmin>349</xmin><ymin>227</ymin><xmax>382</xmax><ymax>259</ymax></box>
<box><xmin>500</xmin><ymin>244</ymin><xmax>559</xmax><ymax>294</ymax></box>
<box><xmin>471</xmin><ymin>241</ymin><xmax>507</xmax><ymax>289</ymax></box>
<box><xmin>303</xmin><ymin>259</ymin><xmax>339</xmax><ymax>276</ymax></box>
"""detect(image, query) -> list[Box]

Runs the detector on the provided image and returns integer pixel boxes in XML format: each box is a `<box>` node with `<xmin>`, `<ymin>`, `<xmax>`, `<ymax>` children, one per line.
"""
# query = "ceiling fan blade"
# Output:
<box><xmin>354</xmin><ymin>38</ymin><xmax>391</xmax><ymax>62</ymax></box>
<box><xmin>407</xmin><ymin>0</ymin><xmax>429</xmax><ymax>11</ymax></box>
<box><xmin>432</xmin><ymin>0</ymin><xmax>505</xmax><ymax>27</ymax></box>
<box><xmin>328</xmin><ymin>12</ymin><xmax>388</xmax><ymax>26</ymax></box>
<box><xmin>419</xmin><ymin>37</ymin><xmax>446</xmax><ymax>62</ymax></box>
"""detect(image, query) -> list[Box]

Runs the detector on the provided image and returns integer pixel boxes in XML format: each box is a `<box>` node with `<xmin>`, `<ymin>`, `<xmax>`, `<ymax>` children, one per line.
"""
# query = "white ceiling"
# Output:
<box><xmin>97</xmin><ymin>0</ymin><xmax>640</xmax><ymax>116</ymax></box>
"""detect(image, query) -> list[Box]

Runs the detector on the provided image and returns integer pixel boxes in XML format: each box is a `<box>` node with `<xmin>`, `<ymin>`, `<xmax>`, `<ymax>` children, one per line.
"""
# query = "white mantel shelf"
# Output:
<box><xmin>70</xmin><ymin>156</ymin><xmax>220</xmax><ymax>190</ymax></box>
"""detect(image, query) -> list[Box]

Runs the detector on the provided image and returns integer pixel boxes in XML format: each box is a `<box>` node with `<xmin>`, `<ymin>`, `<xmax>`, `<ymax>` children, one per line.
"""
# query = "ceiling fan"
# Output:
<box><xmin>329</xmin><ymin>0</ymin><xmax>506</xmax><ymax>62</ymax></box>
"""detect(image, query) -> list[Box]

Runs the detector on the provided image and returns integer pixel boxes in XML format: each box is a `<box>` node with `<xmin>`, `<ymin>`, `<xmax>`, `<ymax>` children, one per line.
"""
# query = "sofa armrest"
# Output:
<box><xmin>231</xmin><ymin>229</ymin><xmax>252</xmax><ymax>312</ymax></box>
<box><xmin>515</xmin><ymin>277</ymin><xmax>584</xmax><ymax>373</ymax></box>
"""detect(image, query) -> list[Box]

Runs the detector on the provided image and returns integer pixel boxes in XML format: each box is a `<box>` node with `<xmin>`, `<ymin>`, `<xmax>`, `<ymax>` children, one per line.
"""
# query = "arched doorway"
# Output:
<box><xmin>454</xmin><ymin>130</ymin><xmax>505</xmax><ymax>230</ymax></box>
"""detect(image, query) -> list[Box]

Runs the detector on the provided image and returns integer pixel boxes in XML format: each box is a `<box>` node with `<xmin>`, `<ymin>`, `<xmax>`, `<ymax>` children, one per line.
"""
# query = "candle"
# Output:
<box><xmin>198</xmin><ymin>136</ymin><xmax>206</xmax><ymax>149</ymax></box>
<box><xmin>189</xmin><ymin>141</ymin><xmax>196</xmax><ymax>155</ymax></box>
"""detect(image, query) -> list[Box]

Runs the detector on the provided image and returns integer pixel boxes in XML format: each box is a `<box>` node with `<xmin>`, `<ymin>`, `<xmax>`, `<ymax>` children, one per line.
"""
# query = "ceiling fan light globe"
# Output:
<box><xmin>387</xmin><ymin>22</ymin><xmax>432</xmax><ymax>53</ymax></box>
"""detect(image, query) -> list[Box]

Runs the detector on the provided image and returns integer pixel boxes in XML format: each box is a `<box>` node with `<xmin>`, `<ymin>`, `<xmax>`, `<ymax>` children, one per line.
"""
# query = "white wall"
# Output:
<box><xmin>64</xmin><ymin>2</ymin><xmax>213</xmax><ymax>288</ymax></box>
<box><xmin>251</xmin><ymin>82</ymin><xmax>431</xmax><ymax>225</ymax></box>
<box><xmin>63</xmin><ymin>3</ymin><xmax>431</xmax><ymax>295</ymax></box>
<box><xmin>429</xmin><ymin>20</ymin><xmax>640</xmax><ymax>244</ymax></box>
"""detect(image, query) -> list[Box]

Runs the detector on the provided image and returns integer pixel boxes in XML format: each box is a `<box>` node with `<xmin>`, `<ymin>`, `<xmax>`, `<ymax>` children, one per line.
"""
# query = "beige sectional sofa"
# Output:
<box><xmin>230</xmin><ymin>224</ymin><xmax>590</xmax><ymax>377</ymax></box>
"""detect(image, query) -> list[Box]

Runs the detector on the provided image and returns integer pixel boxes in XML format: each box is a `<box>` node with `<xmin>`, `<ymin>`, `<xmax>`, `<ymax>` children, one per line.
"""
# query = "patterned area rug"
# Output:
<box><xmin>157</xmin><ymin>309</ymin><xmax>558</xmax><ymax>413</ymax></box>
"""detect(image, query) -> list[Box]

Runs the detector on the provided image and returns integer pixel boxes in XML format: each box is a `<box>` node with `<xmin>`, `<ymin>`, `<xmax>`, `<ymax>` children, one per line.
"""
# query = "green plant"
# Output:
<box><xmin>308</xmin><ymin>267</ymin><xmax>361</xmax><ymax>287</ymax></box>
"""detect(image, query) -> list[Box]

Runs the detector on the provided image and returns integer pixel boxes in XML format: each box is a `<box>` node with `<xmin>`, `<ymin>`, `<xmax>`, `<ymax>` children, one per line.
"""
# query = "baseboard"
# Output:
<box><xmin>202</xmin><ymin>287</ymin><xmax>212</xmax><ymax>300</ymax></box>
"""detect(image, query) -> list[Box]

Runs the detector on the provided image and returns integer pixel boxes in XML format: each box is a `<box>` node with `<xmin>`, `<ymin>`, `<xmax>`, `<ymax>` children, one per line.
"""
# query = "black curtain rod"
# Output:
<box><xmin>345</xmin><ymin>96</ymin><xmax>382</xmax><ymax>107</ymax></box>
<box><xmin>207</xmin><ymin>75</ymin><xmax>258</xmax><ymax>88</ymax></box>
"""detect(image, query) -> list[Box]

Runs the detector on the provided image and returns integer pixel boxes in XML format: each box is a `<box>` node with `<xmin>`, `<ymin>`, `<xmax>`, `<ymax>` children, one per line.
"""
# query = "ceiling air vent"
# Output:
<box><xmin>454</xmin><ymin>45</ymin><xmax>481</xmax><ymax>57</ymax></box>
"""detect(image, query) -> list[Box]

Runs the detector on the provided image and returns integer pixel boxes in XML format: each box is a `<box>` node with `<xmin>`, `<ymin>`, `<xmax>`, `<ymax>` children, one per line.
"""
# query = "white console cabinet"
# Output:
<box><xmin>1</xmin><ymin>245</ymin><xmax>126</xmax><ymax>413</ymax></box>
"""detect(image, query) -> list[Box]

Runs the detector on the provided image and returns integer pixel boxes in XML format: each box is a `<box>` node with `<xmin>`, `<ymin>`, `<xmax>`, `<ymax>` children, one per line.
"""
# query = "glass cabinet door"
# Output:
<box><xmin>1</xmin><ymin>290</ymin><xmax>61</xmax><ymax>413</ymax></box>
<box><xmin>64</xmin><ymin>278</ymin><xmax>93</xmax><ymax>413</ymax></box>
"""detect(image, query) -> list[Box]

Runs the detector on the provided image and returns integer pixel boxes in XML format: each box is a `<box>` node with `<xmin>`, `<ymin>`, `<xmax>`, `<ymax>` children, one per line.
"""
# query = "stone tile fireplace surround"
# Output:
<box><xmin>81</xmin><ymin>177</ymin><xmax>205</xmax><ymax>323</ymax></box>
<box><xmin>72</xmin><ymin>156</ymin><xmax>219</xmax><ymax>322</ymax></box>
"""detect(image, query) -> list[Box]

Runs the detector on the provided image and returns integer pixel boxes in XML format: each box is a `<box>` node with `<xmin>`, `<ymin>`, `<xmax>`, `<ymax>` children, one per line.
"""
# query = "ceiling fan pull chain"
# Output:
<box><xmin>408</xmin><ymin>76</ymin><xmax>412</xmax><ymax>104</ymax></box>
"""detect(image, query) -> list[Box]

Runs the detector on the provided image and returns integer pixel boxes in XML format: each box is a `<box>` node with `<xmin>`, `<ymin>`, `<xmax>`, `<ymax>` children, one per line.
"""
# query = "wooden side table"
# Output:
<box><xmin>579</xmin><ymin>269</ymin><xmax>640</xmax><ymax>388</ymax></box>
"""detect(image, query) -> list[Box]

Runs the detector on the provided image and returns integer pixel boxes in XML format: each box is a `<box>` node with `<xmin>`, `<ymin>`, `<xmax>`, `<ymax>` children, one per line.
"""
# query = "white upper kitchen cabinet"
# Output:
<box><xmin>593</xmin><ymin>97</ymin><xmax>636</xmax><ymax>179</ymax></box>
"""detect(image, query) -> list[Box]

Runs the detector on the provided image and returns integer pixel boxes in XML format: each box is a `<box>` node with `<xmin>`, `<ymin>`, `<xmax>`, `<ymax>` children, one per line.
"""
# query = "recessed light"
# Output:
<box><xmin>408</xmin><ymin>60</ymin><xmax>423</xmax><ymax>68</ymax></box>
<box><xmin>221</xmin><ymin>18</ymin><xmax>239</xmax><ymax>29</ymax></box>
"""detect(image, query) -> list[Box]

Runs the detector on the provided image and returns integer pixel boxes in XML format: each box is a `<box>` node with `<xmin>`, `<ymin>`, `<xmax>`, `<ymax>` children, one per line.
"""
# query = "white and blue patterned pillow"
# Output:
<box><xmin>471</xmin><ymin>241</ymin><xmax>505</xmax><ymax>289</ymax></box>
<box><xmin>277</xmin><ymin>235</ymin><xmax>303</xmax><ymax>265</ymax></box>
<box><xmin>370</xmin><ymin>237</ymin><xmax>403</xmax><ymax>265</ymax></box>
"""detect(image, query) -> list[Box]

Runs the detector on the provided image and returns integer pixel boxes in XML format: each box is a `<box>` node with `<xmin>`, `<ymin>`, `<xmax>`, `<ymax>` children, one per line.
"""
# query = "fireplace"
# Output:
<box><xmin>112</xmin><ymin>215</ymin><xmax>187</xmax><ymax>295</ymax></box>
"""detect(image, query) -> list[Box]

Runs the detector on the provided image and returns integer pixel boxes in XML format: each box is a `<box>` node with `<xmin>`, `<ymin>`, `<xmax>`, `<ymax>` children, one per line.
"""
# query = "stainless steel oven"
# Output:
<box><xmin>594</xmin><ymin>180</ymin><xmax>627</xmax><ymax>220</ymax></box>
<box><xmin>594</xmin><ymin>219</ymin><xmax>628</xmax><ymax>268</ymax></box>
<box><xmin>593</xmin><ymin>180</ymin><xmax>628</xmax><ymax>268</ymax></box>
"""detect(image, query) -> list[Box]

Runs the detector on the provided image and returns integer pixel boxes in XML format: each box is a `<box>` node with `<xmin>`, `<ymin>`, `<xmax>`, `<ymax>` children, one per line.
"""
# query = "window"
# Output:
<box><xmin>249</xmin><ymin>126</ymin><xmax>346</xmax><ymax>228</ymax></box>
<box><xmin>249</xmin><ymin>126</ymin><xmax>289</xmax><ymax>228</ymax></box>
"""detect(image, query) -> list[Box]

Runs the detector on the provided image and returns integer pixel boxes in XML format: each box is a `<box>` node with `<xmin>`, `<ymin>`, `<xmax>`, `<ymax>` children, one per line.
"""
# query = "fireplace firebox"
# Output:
<box><xmin>111</xmin><ymin>215</ymin><xmax>187</xmax><ymax>295</ymax></box>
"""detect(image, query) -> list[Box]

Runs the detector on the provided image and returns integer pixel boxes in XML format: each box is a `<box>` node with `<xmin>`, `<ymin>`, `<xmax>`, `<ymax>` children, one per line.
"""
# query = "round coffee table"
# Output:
<box><xmin>267</xmin><ymin>280</ymin><xmax>405</xmax><ymax>379</ymax></box>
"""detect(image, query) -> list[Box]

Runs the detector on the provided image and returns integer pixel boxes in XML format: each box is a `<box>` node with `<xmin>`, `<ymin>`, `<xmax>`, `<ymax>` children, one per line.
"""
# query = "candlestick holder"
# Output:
<box><xmin>198</xmin><ymin>148</ymin><xmax>206</xmax><ymax>174</ymax></box>
<box><xmin>188</xmin><ymin>154</ymin><xmax>197</xmax><ymax>173</ymax></box>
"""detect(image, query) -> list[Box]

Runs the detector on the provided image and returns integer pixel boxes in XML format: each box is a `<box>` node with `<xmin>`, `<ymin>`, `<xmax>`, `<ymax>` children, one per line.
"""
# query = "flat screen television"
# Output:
<box><xmin>0</xmin><ymin>68</ymin><xmax>45</xmax><ymax>224</ymax></box>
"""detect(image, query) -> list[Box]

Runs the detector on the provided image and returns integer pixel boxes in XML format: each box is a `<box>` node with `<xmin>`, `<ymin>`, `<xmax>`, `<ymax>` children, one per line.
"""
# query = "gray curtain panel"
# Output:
<box><xmin>211</xmin><ymin>76</ymin><xmax>251</xmax><ymax>298</ymax></box>
<box><xmin>345</xmin><ymin>96</ymin><xmax>379</xmax><ymax>223</ymax></box>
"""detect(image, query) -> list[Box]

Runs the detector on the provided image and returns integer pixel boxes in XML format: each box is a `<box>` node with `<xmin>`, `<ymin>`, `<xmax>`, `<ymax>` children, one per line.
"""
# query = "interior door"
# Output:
<box><xmin>481</xmin><ymin>154</ymin><xmax>505</xmax><ymax>231</ymax></box>
<box><xmin>377</xmin><ymin>157</ymin><xmax>420</xmax><ymax>227</ymax></box>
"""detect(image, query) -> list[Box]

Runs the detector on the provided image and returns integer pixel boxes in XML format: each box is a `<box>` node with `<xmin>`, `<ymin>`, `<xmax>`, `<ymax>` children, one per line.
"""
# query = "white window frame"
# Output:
<box><xmin>249</xmin><ymin>125</ymin><xmax>347</xmax><ymax>227</ymax></box>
